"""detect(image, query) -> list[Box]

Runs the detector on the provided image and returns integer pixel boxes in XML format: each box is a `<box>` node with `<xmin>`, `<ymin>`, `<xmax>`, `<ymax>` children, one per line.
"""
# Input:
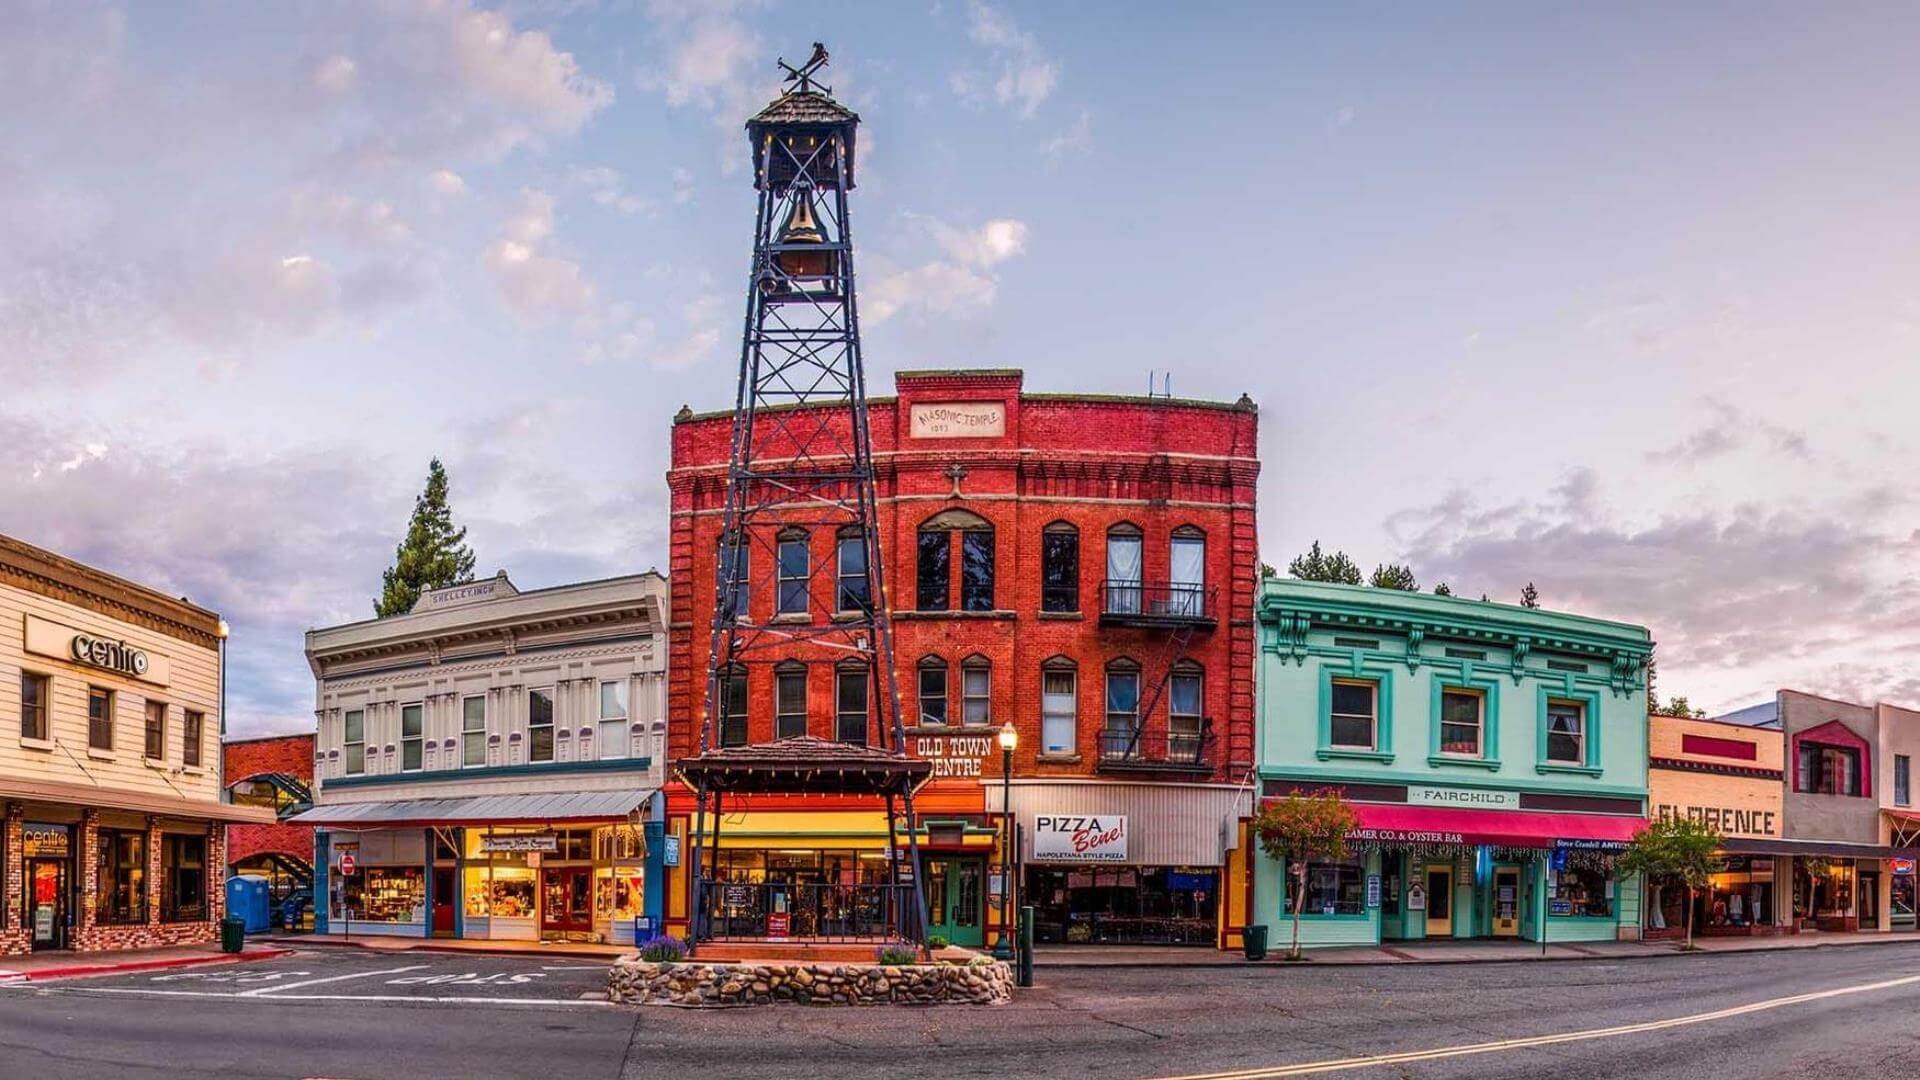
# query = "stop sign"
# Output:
<box><xmin>339</xmin><ymin>851</ymin><xmax>357</xmax><ymax>876</ymax></box>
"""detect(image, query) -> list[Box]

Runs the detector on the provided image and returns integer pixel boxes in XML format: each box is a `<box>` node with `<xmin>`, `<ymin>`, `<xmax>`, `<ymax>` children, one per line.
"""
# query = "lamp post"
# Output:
<box><xmin>216</xmin><ymin>619</ymin><xmax>229</xmax><ymax>795</ymax></box>
<box><xmin>995</xmin><ymin>720</ymin><xmax>1018</xmax><ymax>960</ymax></box>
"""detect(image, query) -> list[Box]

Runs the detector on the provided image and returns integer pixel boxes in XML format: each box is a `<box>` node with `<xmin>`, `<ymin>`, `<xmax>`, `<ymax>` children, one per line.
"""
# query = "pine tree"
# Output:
<box><xmin>1287</xmin><ymin>541</ymin><xmax>1363</xmax><ymax>585</ymax></box>
<box><xmin>1369</xmin><ymin>563</ymin><xmax>1418</xmax><ymax>591</ymax></box>
<box><xmin>1645</xmin><ymin>650</ymin><xmax>1659</xmax><ymax>714</ymax></box>
<box><xmin>1432</xmin><ymin>582</ymin><xmax>1453</xmax><ymax>597</ymax></box>
<box><xmin>1519</xmin><ymin>582</ymin><xmax>1540</xmax><ymax>609</ymax></box>
<box><xmin>375</xmin><ymin>458</ymin><xmax>478</xmax><ymax>617</ymax></box>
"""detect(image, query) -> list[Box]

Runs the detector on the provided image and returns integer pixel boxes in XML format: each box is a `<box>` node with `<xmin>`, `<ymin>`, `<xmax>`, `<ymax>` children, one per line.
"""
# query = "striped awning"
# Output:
<box><xmin>287</xmin><ymin>788</ymin><xmax>655</xmax><ymax>828</ymax></box>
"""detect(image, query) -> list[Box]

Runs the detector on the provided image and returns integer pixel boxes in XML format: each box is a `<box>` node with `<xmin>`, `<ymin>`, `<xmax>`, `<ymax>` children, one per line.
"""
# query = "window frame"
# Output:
<box><xmin>88</xmin><ymin>686</ymin><xmax>115</xmax><ymax>752</ymax></box>
<box><xmin>1428</xmin><ymin>676</ymin><xmax>1501</xmax><ymax>769</ymax></box>
<box><xmin>916</xmin><ymin>529</ymin><xmax>951</xmax><ymax>611</ymax></box>
<box><xmin>1168</xmin><ymin>525</ymin><xmax>1206</xmax><ymax>616</ymax></box>
<box><xmin>835</xmin><ymin>666</ymin><xmax>870</xmax><ymax>745</ymax></box>
<box><xmin>719</xmin><ymin>667</ymin><xmax>749</xmax><ymax>747</ymax></box>
<box><xmin>96</xmin><ymin>827</ymin><xmax>148</xmax><ymax>926</ymax></box>
<box><xmin>20</xmin><ymin>671</ymin><xmax>49</xmax><ymax>743</ymax></box>
<box><xmin>598</xmin><ymin>679</ymin><xmax>629</xmax><ymax>760</ymax></box>
<box><xmin>399</xmin><ymin>702</ymin><xmax>425</xmax><ymax>772</ymax></box>
<box><xmin>1040</xmin><ymin>660</ymin><xmax>1078</xmax><ymax>756</ymax></box>
<box><xmin>1796</xmin><ymin>741</ymin><xmax>1863</xmax><ymax>796</ymax></box>
<box><xmin>461</xmin><ymin>696</ymin><xmax>487</xmax><ymax>769</ymax></box>
<box><xmin>1103</xmin><ymin>660</ymin><xmax>1141</xmax><ymax>735</ymax></box>
<box><xmin>162</xmin><ymin>832</ymin><xmax>208</xmax><ymax>923</ymax></box>
<box><xmin>836</xmin><ymin>528</ymin><xmax>871</xmax><ymax>614</ymax></box>
<box><xmin>960</xmin><ymin>528</ymin><xmax>995</xmax><ymax>611</ymax></box>
<box><xmin>961</xmin><ymin>657</ymin><xmax>991</xmax><ymax>727</ymax></box>
<box><xmin>528</xmin><ymin>687</ymin><xmax>556</xmax><ymax>763</ymax></box>
<box><xmin>182</xmin><ymin>709</ymin><xmax>204</xmax><ymax>768</ymax></box>
<box><xmin>1544</xmin><ymin>701</ymin><xmax>1585</xmax><ymax>765</ymax></box>
<box><xmin>1438</xmin><ymin>689</ymin><xmax>1484</xmax><ymax>758</ymax></box>
<box><xmin>917</xmin><ymin>658</ymin><xmax>949</xmax><ymax>727</ymax></box>
<box><xmin>776</xmin><ymin>530</ymin><xmax>810</xmax><ymax>615</ymax></box>
<box><xmin>1328</xmin><ymin>679</ymin><xmax>1378</xmax><ymax>751</ymax></box>
<box><xmin>717</xmin><ymin>533</ymin><xmax>750</xmax><ymax>619</ymax></box>
<box><xmin>1104</xmin><ymin>523</ymin><xmax>1144</xmax><ymax>615</ymax></box>
<box><xmin>343</xmin><ymin>708</ymin><xmax>365</xmax><ymax>775</ymax></box>
<box><xmin>143</xmin><ymin>699</ymin><xmax>167</xmax><ymax>762</ymax></box>
<box><xmin>1040</xmin><ymin>522</ymin><xmax>1080</xmax><ymax>613</ymax></box>
<box><xmin>1283</xmin><ymin>859</ymin><xmax>1368</xmax><ymax>918</ymax></box>
<box><xmin>1535</xmin><ymin>687</ymin><xmax>1603</xmax><ymax>776</ymax></box>
<box><xmin>1899</xmin><ymin>754</ymin><xmax>1912</xmax><ymax>808</ymax></box>
<box><xmin>775</xmin><ymin>663</ymin><xmax>808</xmax><ymax>739</ymax></box>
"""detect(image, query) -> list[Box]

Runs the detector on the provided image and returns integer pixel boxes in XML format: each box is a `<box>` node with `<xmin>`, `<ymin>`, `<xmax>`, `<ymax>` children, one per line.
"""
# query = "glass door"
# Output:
<box><xmin>541</xmin><ymin>867</ymin><xmax>593</xmax><ymax>937</ymax></box>
<box><xmin>1860</xmin><ymin>870</ymin><xmax>1881</xmax><ymax>929</ymax></box>
<box><xmin>27</xmin><ymin>859</ymin><xmax>68</xmax><ymax>951</ymax></box>
<box><xmin>1425</xmin><ymin>866</ymin><xmax>1454</xmax><ymax>938</ymax></box>
<box><xmin>1492</xmin><ymin>868</ymin><xmax>1520</xmax><ymax>937</ymax></box>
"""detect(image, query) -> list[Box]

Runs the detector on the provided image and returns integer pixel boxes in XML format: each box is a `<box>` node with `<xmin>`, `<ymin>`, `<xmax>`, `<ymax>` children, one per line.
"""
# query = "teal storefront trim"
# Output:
<box><xmin>313</xmin><ymin>830</ymin><xmax>331</xmax><ymax>934</ymax></box>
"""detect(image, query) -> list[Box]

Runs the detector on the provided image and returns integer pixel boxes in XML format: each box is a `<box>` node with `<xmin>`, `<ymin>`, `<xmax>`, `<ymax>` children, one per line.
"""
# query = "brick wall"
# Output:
<box><xmin>223</xmin><ymin>733</ymin><xmax>314</xmax><ymax>870</ymax></box>
<box><xmin>0</xmin><ymin>805</ymin><xmax>23</xmax><ymax>957</ymax></box>
<box><xmin>666</xmin><ymin>370</ymin><xmax>1261</xmax><ymax>783</ymax></box>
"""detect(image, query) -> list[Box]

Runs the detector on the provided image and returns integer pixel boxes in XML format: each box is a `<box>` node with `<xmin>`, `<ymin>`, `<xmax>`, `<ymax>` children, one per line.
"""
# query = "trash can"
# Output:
<box><xmin>1243</xmin><ymin>924</ymin><xmax>1268</xmax><ymax>962</ymax></box>
<box><xmin>220</xmin><ymin>916</ymin><xmax>246</xmax><ymax>954</ymax></box>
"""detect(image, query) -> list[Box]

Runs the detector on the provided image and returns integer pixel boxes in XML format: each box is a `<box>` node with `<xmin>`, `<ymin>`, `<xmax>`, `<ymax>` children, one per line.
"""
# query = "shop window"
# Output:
<box><xmin>1329</xmin><ymin>680</ymin><xmax>1378</xmax><ymax>750</ymax></box>
<box><xmin>777</xmin><ymin>530</ymin><xmax>810</xmax><ymax>614</ymax></box>
<box><xmin>1041</xmin><ymin>522</ymin><xmax>1079</xmax><ymax>612</ymax></box>
<box><xmin>1797</xmin><ymin>742</ymin><xmax>1862</xmax><ymax>796</ymax></box>
<box><xmin>1104</xmin><ymin>661</ymin><xmax>1141</xmax><ymax>735</ymax></box>
<box><xmin>1041</xmin><ymin>661</ymin><xmax>1077</xmax><ymax>754</ymax></box>
<box><xmin>183</xmin><ymin>710</ymin><xmax>204</xmax><ymax>768</ymax></box>
<box><xmin>1439</xmin><ymin>689</ymin><xmax>1484</xmax><ymax>757</ymax></box>
<box><xmin>718</xmin><ymin>533</ymin><xmax>749</xmax><ymax>618</ymax></box>
<box><xmin>1169</xmin><ymin>527</ymin><xmax>1205</xmax><ymax>617</ymax></box>
<box><xmin>144</xmin><ymin>700</ymin><xmax>167</xmax><ymax>761</ymax></box>
<box><xmin>1105</xmin><ymin>524</ymin><xmax>1143</xmax><ymax>614</ymax></box>
<box><xmin>343</xmin><ymin>708</ymin><xmax>365</xmax><ymax>775</ymax></box>
<box><xmin>400</xmin><ymin>703</ymin><xmax>424</xmax><ymax>771</ymax></box>
<box><xmin>962</xmin><ymin>657</ymin><xmax>991</xmax><ymax>727</ymax></box>
<box><xmin>20</xmin><ymin>672</ymin><xmax>48</xmax><ymax>741</ymax></box>
<box><xmin>1284</xmin><ymin>861</ymin><xmax>1365</xmax><ymax>916</ymax></box>
<box><xmin>918</xmin><ymin>658</ymin><xmax>949</xmax><ymax>726</ymax></box>
<box><xmin>775</xmin><ymin>664</ymin><xmax>808</xmax><ymax>739</ymax></box>
<box><xmin>719</xmin><ymin>667</ymin><xmax>748</xmax><ymax>747</ymax></box>
<box><xmin>836</xmin><ymin>666</ymin><xmax>869</xmax><ymax>745</ymax></box>
<box><xmin>1898</xmin><ymin>754</ymin><xmax>1911</xmax><ymax>808</ymax></box>
<box><xmin>836</xmin><ymin>529</ymin><xmax>871</xmax><ymax>613</ymax></box>
<box><xmin>461</xmin><ymin>697</ymin><xmax>487</xmax><ymax>767</ymax></box>
<box><xmin>599</xmin><ymin>680</ymin><xmax>629</xmax><ymax>759</ymax></box>
<box><xmin>88</xmin><ymin>686</ymin><xmax>114</xmax><ymax>751</ymax></box>
<box><xmin>1546</xmin><ymin>700</ymin><xmax>1585</xmax><ymax>765</ymax></box>
<box><xmin>96</xmin><ymin>828</ymin><xmax>147</xmax><ymax>925</ymax></box>
<box><xmin>162</xmin><ymin>834</ymin><xmax>207</xmax><ymax>922</ymax></box>
<box><xmin>342</xmin><ymin>866</ymin><xmax>425</xmax><ymax>923</ymax></box>
<box><xmin>528</xmin><ymin>688</ymin><xmax>555</xmax><ymax>763</ymax></box>
<box><xmin>1552</xmin><ymin>865</ymin><xmax>1613</xmax><ymax>918</ymax></box>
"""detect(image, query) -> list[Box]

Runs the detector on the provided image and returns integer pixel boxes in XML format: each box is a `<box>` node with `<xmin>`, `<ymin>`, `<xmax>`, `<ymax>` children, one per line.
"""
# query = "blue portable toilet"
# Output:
<box><xmin>226</xmin><ymin>875</ymin><xmax>272</xmax><ymax>933</ymax></box>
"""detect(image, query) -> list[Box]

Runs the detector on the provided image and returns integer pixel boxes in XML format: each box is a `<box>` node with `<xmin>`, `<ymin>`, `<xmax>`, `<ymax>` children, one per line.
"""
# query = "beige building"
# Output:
<box><xmin>293</xmin><ymin>571</ymin><xmax>669</xmax><ymax>945</ymax></box>
<box><xmin>1</xmin><ymin>534</ymin><xmax>272</xmax><ymax>955</ymax></box>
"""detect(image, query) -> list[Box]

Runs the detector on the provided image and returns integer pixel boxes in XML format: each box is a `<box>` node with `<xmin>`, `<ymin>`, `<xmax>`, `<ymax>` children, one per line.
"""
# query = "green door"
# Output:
<box><xmin>926</xmin><ymin>856</ymin><xmax>986</xmax><ymax>947</ymax></box>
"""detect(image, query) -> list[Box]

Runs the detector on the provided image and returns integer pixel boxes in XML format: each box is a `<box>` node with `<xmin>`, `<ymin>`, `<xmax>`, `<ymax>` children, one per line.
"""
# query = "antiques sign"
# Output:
<box><xmin>480</xmin><ymin>832</ymin><xmax>559</xmax><ymax>853</ymax></box>
<box><xmin>24</xmin><ymin>615</ymin><xmax>170</xmax><ymax>686</ymax></box>
<box><xmin>1032</xmin><ymin>815</ymin><xmax>1128</xmax><ymax>863</ymax></box>
<box><xmin>910</xmin><ymin>401</ymin><xmax>1006</xmax><ymax>439</ymax></box>
<box><xmin>912</xmin><ymin>734</ymin><xmax>996</xmax><ymax>778</ymax></box>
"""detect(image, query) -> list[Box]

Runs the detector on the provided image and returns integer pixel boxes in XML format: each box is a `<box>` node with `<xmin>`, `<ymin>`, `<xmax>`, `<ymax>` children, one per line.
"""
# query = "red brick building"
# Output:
<box><xmin>664</xmin><ymin>369</ymin><xmax>1261</xmax><ymax>948</ymax></box>
<box><xmin>223</xmin><ymin>733</ymin><xmax>315</xmax><ymax>900</ymax></box>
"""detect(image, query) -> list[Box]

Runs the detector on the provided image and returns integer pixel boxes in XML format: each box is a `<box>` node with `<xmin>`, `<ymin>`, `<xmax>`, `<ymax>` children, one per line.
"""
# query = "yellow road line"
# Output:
<box><xmin>1154</xmin><ymin>972</ymin><xmax>1920</xmax><ymax>1079</ymax></box>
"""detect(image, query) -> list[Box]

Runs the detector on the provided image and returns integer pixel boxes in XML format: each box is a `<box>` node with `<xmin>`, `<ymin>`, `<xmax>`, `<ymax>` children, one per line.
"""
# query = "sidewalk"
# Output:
<box><xmin>261</xmin><ymin>933</ymin><xmax>630</xmax><ymax>960</ymax></box>
<box><xmin>1036</xmin><ymin>928</ymin><xmax>1920</xmax><ymax>967</ymax></box>
<box><xmin>0</xmin><ymin>942</ymin><xmax>290</xmax><ymax>983</ymax></box>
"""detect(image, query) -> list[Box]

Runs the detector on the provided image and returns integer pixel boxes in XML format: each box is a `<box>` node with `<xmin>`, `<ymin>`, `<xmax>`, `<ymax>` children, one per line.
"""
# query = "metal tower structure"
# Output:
<box><xmin>689</xmin><ymin>44</ymin><xmax>930</xmax><ymax>945</ymax></box>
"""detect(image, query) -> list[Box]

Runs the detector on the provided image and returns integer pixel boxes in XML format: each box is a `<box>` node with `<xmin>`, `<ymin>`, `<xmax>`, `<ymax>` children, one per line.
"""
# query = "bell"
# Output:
<box><xmin>774</xmin><ymin>193</ymin><xmax>835</xmax><ymax>282</ymax></box>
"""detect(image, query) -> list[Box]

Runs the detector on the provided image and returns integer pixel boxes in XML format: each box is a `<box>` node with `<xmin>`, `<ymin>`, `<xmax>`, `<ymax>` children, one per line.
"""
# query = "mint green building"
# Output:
<box><xmin>1255</xmin><ymin>581</ymin><xmax>1652</xmax><ymax>948</ymax></box>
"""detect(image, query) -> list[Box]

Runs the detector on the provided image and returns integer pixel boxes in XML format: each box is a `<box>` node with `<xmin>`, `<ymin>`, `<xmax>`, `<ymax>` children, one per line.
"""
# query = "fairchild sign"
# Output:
<box><xmin>1032</xmin><ymin>815</ymin><xmax>1128</xmax><ymax>862</ymax></box>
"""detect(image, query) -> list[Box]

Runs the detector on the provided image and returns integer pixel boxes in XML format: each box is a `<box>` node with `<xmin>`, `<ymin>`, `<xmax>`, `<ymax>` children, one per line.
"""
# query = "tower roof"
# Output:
<box><xmin>749</xmin><ymin>89</ymin><xmax>859</xmax><ymax>127</ymax></box>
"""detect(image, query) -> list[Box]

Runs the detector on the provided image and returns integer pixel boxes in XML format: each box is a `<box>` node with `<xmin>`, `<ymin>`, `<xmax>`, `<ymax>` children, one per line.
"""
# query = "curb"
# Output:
<box><xmin>1034</xmin><ymin>936</ymin><xmax>1920</xmax><ymax>970</ymax></box>
<box><xmin>5</xmin><ymin>946</ymin><xmax>293</xmax><ymax>983</ymax></box>
<box><xmin>261</xmin><ymin>936</ymin><xmax>624</xmax><ymax>962</ymax></box>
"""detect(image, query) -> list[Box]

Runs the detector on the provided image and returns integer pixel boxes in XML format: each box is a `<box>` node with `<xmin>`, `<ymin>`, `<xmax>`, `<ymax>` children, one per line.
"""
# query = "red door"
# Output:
<box><xmin>541</xmin><ymin>868</ymin><xmax>592</xmax><ymax>936</ymax></box>
<box><xmin>432</xmin><ymin>868</ymin><xmax>456</xmax><ymax>935</ymax></box>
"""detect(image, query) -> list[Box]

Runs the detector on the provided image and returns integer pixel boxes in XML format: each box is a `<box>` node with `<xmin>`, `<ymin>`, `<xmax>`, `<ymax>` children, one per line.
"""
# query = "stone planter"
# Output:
<box><xmin>607</xmin><ymin>955</ymin><xmax>1014</xmax><ymax>1007</ymax></box>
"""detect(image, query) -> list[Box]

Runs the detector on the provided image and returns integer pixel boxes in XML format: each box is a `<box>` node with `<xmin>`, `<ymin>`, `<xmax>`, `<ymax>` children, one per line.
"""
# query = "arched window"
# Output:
<box><xmin>917</xmin><ymin>656</ymin><xmax>949</xmax><ymax>726</ymax></box>
<box><xmin>775</xmin><ymin>662</ymin><xmax>809</xmax><ymax>739</ymax></box>
<box><xmin>835</xmin><ymin>663</ymin><xmax>871</xmax><ymax>745</ymax></box>
<box><xmin>1169</xmin><ymin>661</ymin><xmax>1205</xmax><ymax>763</ymax></box>
<box><xmin>718</xmin><ymin>665</ymin><xmax>749</xmax><ymax>747</ymax></box>
<box><xmin>1040</xmin><ymin>657</ymin><xmax>1078</xmax><ymax>755</ymax></box>
<box><xmin>961</xmin><ymin>655</ymin><xmax>992</xmax><ymax>727</ymax></box>
<box><xmin>836</xmin><ymin>527</ymin><xmax>871</xmax><ymax>614</ymax></box>
<box><xmin>1105</xmin><ymin>523</ymin><xmax>1144</xmax><ymax>615</ymax></box>
<box><xmin>1169</xmin><ymin>525</ymin><xmax>1206</xmax><ymax>617</ymax></box>
<box><xmin>777</xmin><ymin>528</ymin><xmax>810</xmax><ymax>615</ymax></box>
<box><xmin>917</xmin><ymin>509</ymin><xmax>994</xmax><ymax>612</ymax></box>
<box><xmin>1041</xmin><ymin>522</ymin><xmax>1079</xmax><ymax>613</ymax></box>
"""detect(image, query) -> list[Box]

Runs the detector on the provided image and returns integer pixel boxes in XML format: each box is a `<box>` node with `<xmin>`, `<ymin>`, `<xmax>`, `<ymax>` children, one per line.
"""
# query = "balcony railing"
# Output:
<box><xmin>1099</xmin><ymin>581</ymin><xmax>1217</xmax><ymax>628</ymax></box>
<box><xmin>693</xmin><ymin>879</ymin><xmax>920</xmax><ymax>943</ymax></box>
<box><xmin>1096</xmin><ymin>720</ymin><xmax>1214</xmax><ymax>774</ymax></box>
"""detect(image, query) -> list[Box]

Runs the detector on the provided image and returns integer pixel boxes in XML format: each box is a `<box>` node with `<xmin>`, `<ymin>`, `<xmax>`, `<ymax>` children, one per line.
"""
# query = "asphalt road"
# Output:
<box><xmin>4</xmin><ymin>943</ymin><xmax>1920</xmax><ymax>1079</ymax></box>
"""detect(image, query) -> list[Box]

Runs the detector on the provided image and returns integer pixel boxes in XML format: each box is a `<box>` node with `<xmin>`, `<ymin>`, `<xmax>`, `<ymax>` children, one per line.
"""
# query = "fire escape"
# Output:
<box><xmin>1096</xmin><ymin>577</ymin><xmax>1218</xmax><ymax>775</ymax></box>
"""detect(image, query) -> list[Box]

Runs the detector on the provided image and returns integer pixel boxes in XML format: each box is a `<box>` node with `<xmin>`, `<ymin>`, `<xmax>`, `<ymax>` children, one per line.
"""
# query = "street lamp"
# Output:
<box><xmin>216</xmin><ymin>619</ymin><xmax>230</xmax><ymax>795</ymax></box>
<box><xmin>995</xmin><ymin>720</ymin><xmax>1018</xmax><ymax>961</ymax></box>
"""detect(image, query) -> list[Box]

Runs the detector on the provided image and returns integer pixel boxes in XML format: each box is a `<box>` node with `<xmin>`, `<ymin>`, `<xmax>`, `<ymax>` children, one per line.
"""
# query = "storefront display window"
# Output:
<box><xmin>595</xmin><ymin>867</ymin><xmax>645</xmax><ymax>920</ymax></box>
<box><xmin>1285</xmin><ymin>861</ymin><xmax>1365</xmax><ymax>916</ymax></box>
<box><xmin>1026</xmin><ymin>866</ymin><xmax>1218</xmax><ymax>945</ymax></box>
<box><xmin>96</xmin><ymin>829</ymin><xmax>147</xmax><ymax>925</ymax></box>
<box><xmin>463</xmin><ymin>867</ymin><xmax>536</xmax><ymax>917</ymax></box>
<box><xmin>1551</xmin><ymin>866</ymin><xmax>1612</xmax><ymax>918</ymax></box>
<box><xmin>162</xmin><ymin>834</ymin><xmax>208</xmax><ymax>922</ymax></box>
<box><xmin>1703</xmin><ymin>856</ymin><xmax>1773</xmax><ymax>930</ymax></box>
<box><xmin>340</xmin><ymin>866</ymin><xmax>425</xmax><ymax>922</ymax></box>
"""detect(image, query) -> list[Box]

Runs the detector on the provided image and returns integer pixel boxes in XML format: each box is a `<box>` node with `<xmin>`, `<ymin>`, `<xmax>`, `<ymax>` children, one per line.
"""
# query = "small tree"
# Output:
<box><xmin>1432</xmin><ymin>582</ymin><xmax>1453</xmax><ymax>596</ymax></box>
<box><xmin>375</xmin><ymin>458</ymin><xmax>478</xmax><ymax>617</ymax></box>
<box><xmin>1287</xmin><ymin>541</ymin><xmax>1364</xmax><ymax>585</ymax></box>
<box><xmin>1519</xmin><ymin>582</ymin><xmax>1540</xmax><ymax>609</ymax></box>
<box><xmin>1369</xmin><ymin>562</ymin><xmax>1418</xmax><ymax>591</ymax></box>
<box><xmin>1252</xmin><ymin>790</ymin><xmax>1358</xmax><ymax>960</ymax></box>
<box><xmin>1616</xmin><ymin>816</ymin><xmax>1722</xmax><ymax>951</ymax></box>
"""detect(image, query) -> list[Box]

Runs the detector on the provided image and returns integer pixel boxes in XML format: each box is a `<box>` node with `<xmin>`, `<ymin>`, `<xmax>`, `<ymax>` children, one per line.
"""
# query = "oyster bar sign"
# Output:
<box><xmin>1033</xmin><ymin>815</ymin><xmax>1129</xmax><ymax>863</ymax></box>
<box><xmin>24</xmin><ymin>615</ymin><xmax>169</xmax><ymax>686</ymax></box>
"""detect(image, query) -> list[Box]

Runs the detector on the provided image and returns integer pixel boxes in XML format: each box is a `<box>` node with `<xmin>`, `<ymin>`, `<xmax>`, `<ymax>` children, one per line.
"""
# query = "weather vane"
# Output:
<box><xmin>777</xmin><ymin>42</ymin><xmax>831</xmax><ymax>95</ymax></box>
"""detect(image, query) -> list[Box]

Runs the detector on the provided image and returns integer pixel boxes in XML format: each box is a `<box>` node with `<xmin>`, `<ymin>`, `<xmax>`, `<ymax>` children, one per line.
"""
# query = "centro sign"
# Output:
<box><xmin>23</xmin><ymin>615</ymin><xmax>169</xmax><ymax>686</ymax></box>
<box><xmin>1032</xmin><ymin>815</ymin><xmax>1128</xmax><ymax>863</ymax></box>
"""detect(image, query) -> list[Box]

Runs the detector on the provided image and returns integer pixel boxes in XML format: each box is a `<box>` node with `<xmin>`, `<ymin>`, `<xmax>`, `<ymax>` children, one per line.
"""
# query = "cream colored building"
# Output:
<box><xmin>294</xmin><ymin>571</ymin><xmax>669</xmax><ymax>945</ymax></box>
<box><xmin>1</xmin><ymin>533</ymin><xmax>272</xmax><ymax>955</ymax></box>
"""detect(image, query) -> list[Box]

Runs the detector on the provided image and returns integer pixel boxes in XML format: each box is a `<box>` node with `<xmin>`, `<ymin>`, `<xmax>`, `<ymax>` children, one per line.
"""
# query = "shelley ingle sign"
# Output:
<box><xmin>23</xmin><ymin>615</ymin><xmax>170</xmax><ymax>686</ymax></box>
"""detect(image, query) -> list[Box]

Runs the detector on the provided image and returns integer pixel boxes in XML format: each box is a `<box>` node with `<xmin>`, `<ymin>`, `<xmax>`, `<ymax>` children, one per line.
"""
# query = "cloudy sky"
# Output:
<box><xmin>6</xmin><ymin>1</ymin><xmax>1920</xmax><ymax>736</ymax></box>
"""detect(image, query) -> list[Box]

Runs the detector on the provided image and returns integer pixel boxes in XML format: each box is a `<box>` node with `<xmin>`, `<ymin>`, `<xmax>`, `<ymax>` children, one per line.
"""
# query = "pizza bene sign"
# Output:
<box><xmin>1033</xmin><ymin>815</ymin><xmax>1129</xmax><ymax>862</ymax></box>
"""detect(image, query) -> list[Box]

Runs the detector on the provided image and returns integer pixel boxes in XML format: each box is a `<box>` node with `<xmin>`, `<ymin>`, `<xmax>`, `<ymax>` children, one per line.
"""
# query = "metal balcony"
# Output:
<box><xmin>1099</xmin><ymin>581</ymin><xmax>1217</xmax><ymax>629</ymax></box>
<box><xmin>1095</xmin><ymin>721</ymin><xmax>1214</xmax><ymax>775</ymax></box>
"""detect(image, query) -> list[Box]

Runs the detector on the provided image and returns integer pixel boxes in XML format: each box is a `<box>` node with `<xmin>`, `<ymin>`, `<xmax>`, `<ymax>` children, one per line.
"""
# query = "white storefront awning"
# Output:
<box><xmin>997</xmin><ymin>780</ymin><xmax>1253</xmax><ymax>867</ymax></box>
<box><xmin>288</xmin><ymin>788</ymin><xmax>655</xmax><ymax>828</ymax></box>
